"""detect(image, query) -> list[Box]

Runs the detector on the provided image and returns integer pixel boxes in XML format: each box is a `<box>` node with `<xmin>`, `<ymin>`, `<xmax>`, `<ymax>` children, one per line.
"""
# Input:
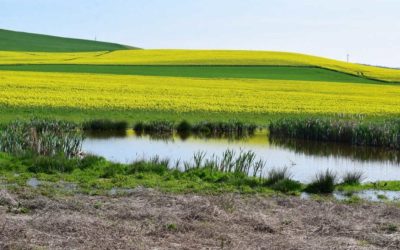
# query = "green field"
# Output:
<box><xmin>0</xmin><ymin>28</ymin><xmax>136</xmax><ymax>52</ymax></box>
<box><xmin>0</xmin><ymin>65</ymin><xmax>380</xmax><ymax>83</ymax></box>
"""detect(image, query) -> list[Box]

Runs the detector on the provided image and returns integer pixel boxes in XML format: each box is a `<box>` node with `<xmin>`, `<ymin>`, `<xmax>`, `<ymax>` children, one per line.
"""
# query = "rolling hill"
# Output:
<box><xmin>0</xmin><ymin>49</ymin><xmax>399</xmax><ymax>83</ymax></box>
<box><xmin>0</xmin><ymin>28</ymin><xmax>137</xmax><ymax>52</ymax></box>
<box><xmin>0</xmin><ymin>29</ymin><xmax>399</xmax><ymax>123</ymax></box>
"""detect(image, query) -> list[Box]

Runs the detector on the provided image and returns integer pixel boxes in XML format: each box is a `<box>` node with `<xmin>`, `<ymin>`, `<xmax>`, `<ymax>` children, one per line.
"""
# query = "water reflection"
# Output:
<box><xmin>82</xmin><ymin>130</ymin><xmax>400</xmax><ymax>182</ymax></box>
<box><xmin>270</xmin><ymin>138</ymin><xmax>400</xmax><ymax>164</ymax></box>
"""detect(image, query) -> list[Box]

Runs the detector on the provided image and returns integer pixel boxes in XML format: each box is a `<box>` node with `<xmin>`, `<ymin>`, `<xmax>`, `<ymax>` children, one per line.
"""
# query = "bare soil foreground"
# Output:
<box><xmin>1</xmin><ymin>188</ymin><xmax>400</xmax><ymax>249</ymax></box>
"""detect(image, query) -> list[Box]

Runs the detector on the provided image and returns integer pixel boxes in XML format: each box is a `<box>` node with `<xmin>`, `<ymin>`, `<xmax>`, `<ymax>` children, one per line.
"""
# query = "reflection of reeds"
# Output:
<box><xmin>269</xmin><ymin>118</ymin><xmax>400</xmax><ymax>149</ymax></box>
<box><xmin>270</xmin><ymin>137</ymin><xmax>400</xmax><ymax>164</ymax></box>
<box><xmin>0</xmin><ymin>119</ymin><xmax>83</xmax><ymax>158</ymax></box>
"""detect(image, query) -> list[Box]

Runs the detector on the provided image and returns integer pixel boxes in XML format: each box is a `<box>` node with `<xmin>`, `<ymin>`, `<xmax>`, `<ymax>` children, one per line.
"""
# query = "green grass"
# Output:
<box><xmin>2</xmin><ymin>152</ymin><xmax>400</xmax><ymax>196</ymax></box>
<box><xmin>0</xmin><ymin>65</ymin><xmax>379</xmax><ymax>83</ymax></box>
<box><xmin>0</xmin><ymin>28</ymin><xmax>136</xmax><ymax>52</ymax></box>
<box><xmin>0</xmin><ymin>153</ymin><xmax>276</xmax><ymax>195</ymax></box>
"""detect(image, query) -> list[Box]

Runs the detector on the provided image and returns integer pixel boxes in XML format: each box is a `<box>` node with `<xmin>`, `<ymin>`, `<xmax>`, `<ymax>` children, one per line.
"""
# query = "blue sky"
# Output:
<box><xmin>1</xmin><ymin>0</ymin><xmax>399</xmax><ymax>67</ymax></box>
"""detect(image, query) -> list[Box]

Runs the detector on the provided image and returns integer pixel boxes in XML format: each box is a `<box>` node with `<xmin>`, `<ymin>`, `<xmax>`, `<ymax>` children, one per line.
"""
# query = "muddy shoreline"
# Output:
<box><xmin>1</xmin><ymin>188</ymin><xmax>400</xmax><ymax>249</ymax></box>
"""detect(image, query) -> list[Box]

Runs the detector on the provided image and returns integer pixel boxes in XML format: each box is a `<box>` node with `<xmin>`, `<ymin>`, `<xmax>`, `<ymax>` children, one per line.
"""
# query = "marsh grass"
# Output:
<box><xmin>265</xmin><ymin>167</ymin><xmax>292</xmax><ymax>185</ymax></box>
<box><xmin>269</xmin><ymin>118</ymin><xmax>400</xmax><ymax>149</ymax></box>
<box><xmin>133</xmin><ymin>121</ymin><xmax>174</xmax><ymax>136</ymax></box>
<box><xmin>263</xmin><ymin>167</ymin><xmax>301</xmax><ymax>193</ymax></box>
<box><xmin>183</xmin><ymin>149</ymin><xmax>266</xmax><ymax>177</ymax></box>
<box><xmin>305</xmin><ymin>169</ymin><xmax>338</xmax><ymax>194</ymax></box>
<box><xmin>270</xmin><ymin>179</ymin><xmax>302</xmax><ymax>193</ymax></box>
<box><xmin>342</xmin><ymin>171</ymin><xmax>365</xmax><ymax>185</ymax></box>
<box><xmin>0</xmin><ymin>119</ymin><xmax>83</xmax><ymax>158</ymax></box>
<box><xmin>83</xmin><ymin>119</ymin><xmax>128</xmax><ymax>131</ymax></box>
<box><xmin>132</xmin><ymin>120</ymin><xmax>258</xmax><ymax>140</ymax></box>
<box><xmin>191</xmin><ymin>121</ymin><xmax>257</xmax><ymax>138</ymax></box>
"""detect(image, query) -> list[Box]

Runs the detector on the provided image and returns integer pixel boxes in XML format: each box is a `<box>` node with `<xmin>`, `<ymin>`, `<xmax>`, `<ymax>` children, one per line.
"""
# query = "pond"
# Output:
<box><xmin>82</xmin><ymin>130</ymin><xmax>400</xmax><ymax>183</ymax></box>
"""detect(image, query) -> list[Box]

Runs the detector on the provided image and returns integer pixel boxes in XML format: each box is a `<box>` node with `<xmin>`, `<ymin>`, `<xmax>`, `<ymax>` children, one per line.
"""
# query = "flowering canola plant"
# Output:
<box><xmin>1</xmin><ymin>71</ymin><xmax>400</xmax><ymax>116</ymax></box>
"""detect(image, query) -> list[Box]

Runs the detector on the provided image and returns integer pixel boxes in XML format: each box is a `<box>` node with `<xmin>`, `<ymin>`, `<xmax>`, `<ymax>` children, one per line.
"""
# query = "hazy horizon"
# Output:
<box><xmin>1</xmin><ymin>0</ymin><xmax>399</xmax><ymax>67</ymax></box>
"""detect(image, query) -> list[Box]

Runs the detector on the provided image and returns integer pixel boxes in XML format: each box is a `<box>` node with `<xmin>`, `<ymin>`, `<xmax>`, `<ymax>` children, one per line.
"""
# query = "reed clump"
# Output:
<box><xmin>83</xmin><ymin>119</ymin><xmax>128</xmax><ymax>131</ymax></box>
<box><xmin>0</xmin><ymin>119</ymin><xmax>83</xmax><ymax>158</ymax></box>
<box><xmin>342</xmin><ymin>171</ymin><xmax>365</xmax><ymax>185</ymax></box>
<box><xmin>132</xmin><ymin>120</ymin><xmax>258</xmax><ymax>139</ymax></box>
<box><xmin>269</xmin><ymin>118</ymin><xmax>400</xmax><ymax>149</ymax></box>
<box><xmin>183</xmin><ymin>149</ymin><xmax>265</xmax><ymax>177</ymax></box>
<box><xmin>133</xmin><ymin>121</ymin><xmax>174</xmax><ymax>136</ymax></box>
<box><xmin>263</xmin><ymin>167</ymin><xmax>301</xmax><ymax>193</ymax></box>
<box><xmin>305</xmin><ymin>169</ymin><xmax>337</xmax><ymax>194</ymax></box>
<box><xmin>191</xmin><ymin>121</ymin><xmax>257</xmax><ymax>138</ymax></box>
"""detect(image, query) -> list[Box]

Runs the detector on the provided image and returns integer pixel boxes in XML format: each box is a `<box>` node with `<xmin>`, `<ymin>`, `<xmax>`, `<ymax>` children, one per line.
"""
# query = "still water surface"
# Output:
<box><xmin>82</xmin><ymin>130</ymin><xmax>400</xmax><ymax>183</ymax></box>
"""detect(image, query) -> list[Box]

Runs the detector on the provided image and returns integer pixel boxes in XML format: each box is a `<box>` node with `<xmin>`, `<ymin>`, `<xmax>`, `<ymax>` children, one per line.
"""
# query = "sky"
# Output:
<box><xmin>1</xmin><ymin>0</ymin><xmax>399</xmax><ymax>67</ymax></box>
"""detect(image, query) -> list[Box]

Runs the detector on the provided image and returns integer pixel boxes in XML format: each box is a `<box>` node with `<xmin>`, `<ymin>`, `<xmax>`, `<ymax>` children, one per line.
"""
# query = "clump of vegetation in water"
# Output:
<box><xmin>269</xmin><ymin>118</ymin><xmax>400</xmax><ymax>149</ymax></box>
<box><xmin>305</xmin><ymin>169</ymin><xmax>338</xmax><ymax>194</ymax></box>
<box><xmin>133</xmin><ymin>120</ymin><xmax>174</xmax><ymax>136</ymax></box>
<box><xmin>342</xmin><ymin>171</ymin><xmax>365</xmax><ymax>185</ymax></box>
<box><xmin>191</xmin><ymin>121</ymin><xmax>257</xmax><ymax>138</ymax></box>
<box><xmin>0</xmin><ymin>119</ymin><xmax>83</xmax><ymax>158</ymax></box>
<box><xmin>132</xmin><ymin>120</ymin><xmax>258</xmax><ymax>139</ymax></box>
<box><xmin>83</xmin><ymin>119</ymin><xmax>128</xmax><ymax>131</ymax></box>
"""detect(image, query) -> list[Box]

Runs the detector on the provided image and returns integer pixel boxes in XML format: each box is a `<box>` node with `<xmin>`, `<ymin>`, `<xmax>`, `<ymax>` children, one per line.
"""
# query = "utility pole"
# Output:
<box><xmin>347</xmin><ymin>54</ymin><xmax>350</xmax><ymax>63</ymax></box>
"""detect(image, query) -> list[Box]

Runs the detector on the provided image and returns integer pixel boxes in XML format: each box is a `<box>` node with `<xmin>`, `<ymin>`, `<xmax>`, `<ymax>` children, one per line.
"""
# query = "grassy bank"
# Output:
<box><xmin>0</xmin><ymin>152</ymin><xmax>278</xmax><ymax>195</ymax></box>
<box><xmin>1</xmin><ymin>152</ymin><xmax>400</xmax><ymax>196</ymax></box>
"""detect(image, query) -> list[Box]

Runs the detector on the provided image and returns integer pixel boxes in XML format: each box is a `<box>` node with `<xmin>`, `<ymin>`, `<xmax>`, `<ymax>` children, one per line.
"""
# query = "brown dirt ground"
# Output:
<box><xmin>1</xmin><ymin>188</ymin><xmax>400</xmax><ymax>250</ymax></box>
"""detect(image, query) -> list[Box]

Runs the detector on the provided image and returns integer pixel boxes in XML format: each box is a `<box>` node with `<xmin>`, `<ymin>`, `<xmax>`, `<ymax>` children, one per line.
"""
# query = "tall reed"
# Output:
<box><xmin>0</xmin><ymin>119</ymin><xmax>83</xmax><ymax>158</ymax></box>
<box><xmin>83</xmin><ymin>119</ymin><xmax>128</xmax><ymax>131</ymax></box>
<box><xmin>184</xmin><ymin>149</ymin><xmax>266</xmax><ymax>177</ymax></box>
<box><xmin>269</xmin><ymin>118</ymin><xmax>400</xmax><ymax>149</ymax></box>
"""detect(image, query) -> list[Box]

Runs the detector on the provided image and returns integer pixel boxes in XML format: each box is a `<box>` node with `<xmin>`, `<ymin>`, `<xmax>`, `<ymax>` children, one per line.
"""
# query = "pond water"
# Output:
<box><xmin>301</xmin><ymin>190</ymin><xmax>400</xmax><ymax>202</ymax></box>
<box><xmin>82</xmin><ymin>130</ymin><xmax>400</xmax><ymax>183</ymax></box>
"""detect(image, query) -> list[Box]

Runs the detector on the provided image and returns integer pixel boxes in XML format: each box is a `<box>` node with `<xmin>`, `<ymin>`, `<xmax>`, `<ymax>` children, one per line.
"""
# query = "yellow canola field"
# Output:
<box><xmin>1</xmin><ymin>71</ymin><xmax>400</xmax><ymax>115</ymax></box>
<box><xmin>0</xmin><ymin>50</ymin><xmax>400</xmax><ymax>82</ymax></box>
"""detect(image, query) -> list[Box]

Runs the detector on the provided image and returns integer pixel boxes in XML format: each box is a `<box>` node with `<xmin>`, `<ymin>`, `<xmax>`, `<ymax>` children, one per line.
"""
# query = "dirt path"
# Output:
<box><xmin>1</xmin><ymin>188</ymin><xmax>400</xmax><ymax>249</ymax></box>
